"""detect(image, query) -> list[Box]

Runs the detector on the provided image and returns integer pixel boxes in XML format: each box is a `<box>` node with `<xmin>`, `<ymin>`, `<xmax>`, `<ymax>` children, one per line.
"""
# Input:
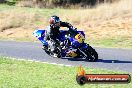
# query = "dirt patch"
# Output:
<box><xmin>0</xmin><ymin>27</ymin><xmax>36</xmax><ymax>41</ymax></box>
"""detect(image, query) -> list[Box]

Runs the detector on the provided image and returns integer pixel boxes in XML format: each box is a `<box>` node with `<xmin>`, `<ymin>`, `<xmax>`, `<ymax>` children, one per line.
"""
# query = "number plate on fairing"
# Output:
<box><xmin>75</xmin><ymin>34</ymin><xmax>85</xmax><ymax>43</ymax></box>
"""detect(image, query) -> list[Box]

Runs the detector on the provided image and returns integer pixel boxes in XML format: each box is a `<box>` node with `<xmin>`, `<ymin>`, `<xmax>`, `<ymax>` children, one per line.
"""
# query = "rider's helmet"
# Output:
<box><xmin>49</xmin><ymin>15</ymin><xmax>60</xmax><ymax>27</ymax></box>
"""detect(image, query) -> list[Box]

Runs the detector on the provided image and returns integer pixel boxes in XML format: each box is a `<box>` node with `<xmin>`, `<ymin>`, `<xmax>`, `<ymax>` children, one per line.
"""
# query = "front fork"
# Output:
<box><xmin>78</xmin><ymin>43</ymin><xmax>89</xmax><ymax>58</ymax></box>
<box><xmin>78</xmin><ymin>48</ymin><xmax>87</xmax><ymax>58</ymax></box>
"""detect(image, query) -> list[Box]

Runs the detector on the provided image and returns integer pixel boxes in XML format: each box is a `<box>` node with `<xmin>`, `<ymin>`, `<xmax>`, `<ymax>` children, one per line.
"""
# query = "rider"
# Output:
<box><xmin>43</xmin><ymin>15</ymin><xmax>78</xmax><ymax>52</ymax></box>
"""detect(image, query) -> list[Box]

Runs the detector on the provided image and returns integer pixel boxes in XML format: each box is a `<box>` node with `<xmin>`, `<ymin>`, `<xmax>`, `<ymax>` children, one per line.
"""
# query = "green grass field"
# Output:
<box><xmin>0</xmin><ymin>56</ymin><xmax>132</xmax><ymax>88</ymax></box>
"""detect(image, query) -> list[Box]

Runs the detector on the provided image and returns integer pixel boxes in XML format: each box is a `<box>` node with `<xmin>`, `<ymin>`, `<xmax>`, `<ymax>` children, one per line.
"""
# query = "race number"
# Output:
<box><xmin>75</xmin><ymin>34</ymin><xmax>85</xmax><ymax>43</ymax></box>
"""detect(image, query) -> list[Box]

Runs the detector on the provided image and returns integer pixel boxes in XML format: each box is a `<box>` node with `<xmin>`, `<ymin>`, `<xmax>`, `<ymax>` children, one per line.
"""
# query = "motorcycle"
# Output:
<box><xmin>33</xmin><ymin>28</ymin><xmax>98</xmax><ymax>62</ymax></box>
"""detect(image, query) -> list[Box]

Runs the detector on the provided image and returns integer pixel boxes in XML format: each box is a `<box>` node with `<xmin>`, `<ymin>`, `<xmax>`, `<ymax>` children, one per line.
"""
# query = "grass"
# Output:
<box><xmin>0</xmin><ymin>0</ymin><xmax>132</xmax><ymax>48</ymax></box>
<box><xmin>88</xmin><ymin>36</ymin><xmax>132</xmax><ymax>48</ymax></box>
<box><xmin>0</xmin><ymin>56</ymin><xmax>132</xmax><ymax>88</ymax></box>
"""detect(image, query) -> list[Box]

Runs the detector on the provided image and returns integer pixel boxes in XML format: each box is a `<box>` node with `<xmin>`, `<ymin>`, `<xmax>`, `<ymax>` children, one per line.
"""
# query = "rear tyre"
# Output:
<box><xmin>51</xmin><ymin>47</ymin><xmax>62</xmax><ymax>58</ymax></box>
<box><xmin>42</xmin><ymin>45</ymin><xmax>51</xmax><ymax>56</ymax></box>
<box><xmin>42</xmin><ymin>45</ymin><xmax>57</xmax><ymax>58</ymax></box>
<box><xmin>55</xmin><ymin>48</ymin><xmax>62</xmax><ymax>58</ymax></box>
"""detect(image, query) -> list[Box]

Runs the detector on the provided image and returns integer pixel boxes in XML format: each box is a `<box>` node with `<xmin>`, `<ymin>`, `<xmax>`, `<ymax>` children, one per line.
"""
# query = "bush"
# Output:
<box><xmin>6</xmin><ymin>0</ymin><xmax>20</xmax><ymax>5</ymax></box>
<box><xmin>11</xmin><ymin>0</ymin><xmax>110</xmax><ymax>8</ymax></box>
<box><xmin>2</xmin><ymin>0</ymin><xmax>120</xmax><ymax>8</ymax></box>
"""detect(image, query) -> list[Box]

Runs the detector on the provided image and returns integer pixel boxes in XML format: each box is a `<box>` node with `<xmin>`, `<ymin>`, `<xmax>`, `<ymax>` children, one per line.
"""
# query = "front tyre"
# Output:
<box><xmin>85</xmin><ymin>46</ymin><xmax>98</xmax><ymax>62</ymax></box>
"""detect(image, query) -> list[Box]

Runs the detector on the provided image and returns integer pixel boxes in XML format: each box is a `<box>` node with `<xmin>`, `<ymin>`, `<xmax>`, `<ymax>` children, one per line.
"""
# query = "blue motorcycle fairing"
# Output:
<box><xmin>33</xmin><ymin>29</ymin><xmax>45</xmax><ymax>38</ymax></box>
<box><xmin>33</xmin><ymin>29</ymin><xmax>86</xmax><ymax>49</ymax></box>
<box><xmin>81</xmin><ymin>43</ymin><xmax>89</xmax><ymax>49</ymax></box>
<box><xmin>68</xmin><ymin>37</ymin><xmax>81</xmax><ymax>48</ymax></box>
<box><xmin>59</xmin><ymin>30</ymin><xmax>85</xmax><ymax>38</ymax></box>
<box><xmin>33</xmin><ymin>29</ymin><xmax>48</xmax><ymax>46</ymax></box>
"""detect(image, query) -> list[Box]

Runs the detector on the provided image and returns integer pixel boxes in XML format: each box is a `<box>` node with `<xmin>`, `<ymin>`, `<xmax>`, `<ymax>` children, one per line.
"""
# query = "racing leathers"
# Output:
<box><xmin>44</xmin><ymin>21</ymin><xmax>77</xmax><ymax>52</ymax></box>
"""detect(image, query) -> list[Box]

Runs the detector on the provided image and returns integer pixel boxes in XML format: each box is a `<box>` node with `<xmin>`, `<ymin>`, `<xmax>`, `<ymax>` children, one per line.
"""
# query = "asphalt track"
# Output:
<box><xmin>0</xmin><ymin>41</ymin><xmax>132</xmax><ymax>73</ymax></box>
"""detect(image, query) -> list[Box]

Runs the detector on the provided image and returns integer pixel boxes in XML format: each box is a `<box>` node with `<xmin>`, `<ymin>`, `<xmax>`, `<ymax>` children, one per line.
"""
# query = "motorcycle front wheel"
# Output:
<box><xmin>85</xmin><ymin>46</ymin><xmax>98</xmax><ymax>62</ymax></box>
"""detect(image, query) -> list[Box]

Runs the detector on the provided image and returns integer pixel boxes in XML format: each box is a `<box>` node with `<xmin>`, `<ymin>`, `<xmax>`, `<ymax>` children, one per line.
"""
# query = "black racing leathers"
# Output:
<box><xmin>45</xmin><ymin>21</ymin><xmax>77</xmax><ymax>41</ymax></box>
<box><xmin>44</xmin><ymin>21</ymin><xmax>77</xmax><ymax>53</ymax></box>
